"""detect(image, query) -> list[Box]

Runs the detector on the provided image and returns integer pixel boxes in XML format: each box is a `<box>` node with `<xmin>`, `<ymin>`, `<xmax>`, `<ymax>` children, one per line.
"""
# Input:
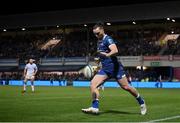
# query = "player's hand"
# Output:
<box><xmin>99</xmin><ymin>52</ymin><xmax>108</xmax><ymax>57</ymax></box>
<box><xmin>94</xmin><ymin>57</ymin><xmax>100</xmax><ymax>64</ymax></box>
<box><xmin>94</xmin><ymin>66</ymin><xmax>101</xmax><ymax>74</ymax></box>
<box><xmin>31</xmin><ymin>75</ymin><xmax>35</xmax><ymax>80</ymax></box>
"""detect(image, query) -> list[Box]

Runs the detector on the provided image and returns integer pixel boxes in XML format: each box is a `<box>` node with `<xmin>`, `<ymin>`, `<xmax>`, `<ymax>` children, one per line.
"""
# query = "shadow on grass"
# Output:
<box><xmin>101</xmin><ymin>110</ymin><xmax>139</xmax><ymax>115</ymax></box>
<box><xmin>82</xmin><ymin>109</ymin><xmax>139</xmax><ymax>116</ymax></box>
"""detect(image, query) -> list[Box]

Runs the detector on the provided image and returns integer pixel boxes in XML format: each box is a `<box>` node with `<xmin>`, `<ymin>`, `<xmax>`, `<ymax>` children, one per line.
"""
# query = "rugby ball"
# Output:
<box><xmin>83</xmin><ymin>65</ymin><xmax>94</xmax><ymax>79</ymax></box>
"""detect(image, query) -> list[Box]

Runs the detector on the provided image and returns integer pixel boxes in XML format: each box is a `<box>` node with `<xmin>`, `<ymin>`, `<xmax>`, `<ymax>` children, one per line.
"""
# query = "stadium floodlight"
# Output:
<box><xmin>22</xmin><ymin>28</ymin><xmax>26</xmax><ymax>31</ymax></box>
<box><xmin>172</xmin><ymin>19</ymin><xmax>175</xmax><ymax>22</ymax></box>
<box><xmin>136</xmin><ymin>66</ymin><xmax>147</xmax><ymax>70</ymax></box>
<box><xmin>132</xmin><ymin>21</ymin><xmax>136</xmax><ymax>24</ymax></box>
<box><xmin>106</xmin><ymin>22</ymin><xmax>111</xmax><ymax>26</ymax></box>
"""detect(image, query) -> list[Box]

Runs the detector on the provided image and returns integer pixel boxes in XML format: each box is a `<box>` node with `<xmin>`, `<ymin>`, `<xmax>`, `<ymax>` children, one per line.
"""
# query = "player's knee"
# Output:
<box><xmin>90</xmin><ymin>81</ymin><xmax>98</xmax><ymax>90</ymax></box>
<box><xmin>90</xmin><ymin>82</ymin><xmax>95</xmax><ymax>90</ymax></box>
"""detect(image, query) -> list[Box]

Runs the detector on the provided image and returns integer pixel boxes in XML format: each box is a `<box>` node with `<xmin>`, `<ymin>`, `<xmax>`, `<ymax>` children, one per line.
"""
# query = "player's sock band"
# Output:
<box><xmin>92</xmin><ymin>99</ymin><xmax>99</xmax><ymax>108</ymax></box>
<box><xmin>136</xmin><ymin>96</ymin><xmax>145</xmax><ymax>105</ymax></box>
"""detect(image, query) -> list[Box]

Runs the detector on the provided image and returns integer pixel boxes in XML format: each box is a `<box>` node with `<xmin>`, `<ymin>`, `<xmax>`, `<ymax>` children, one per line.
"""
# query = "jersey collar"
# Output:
<box><xmin>103</xmin><ymin>34</ymin><xmax>107</xmax><ymax>40</ymax></box>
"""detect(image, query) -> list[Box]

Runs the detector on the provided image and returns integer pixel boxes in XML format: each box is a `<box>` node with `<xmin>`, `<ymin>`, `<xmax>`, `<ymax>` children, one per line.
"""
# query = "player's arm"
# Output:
<box><xmin>100</xmin><ymin>44</ymin><xmax>118</xmax><ymax>57</ymax></box>
<box><xmin>24</xmin><ymin>67</ymin><xmax>27</xmax><ymax>77</ymax></box>
<box><xmin>33</xmin><ymin>69</ymin><xmax>37</xmax><ymax>76</ymax></box>
<box><xmin>92</xmin><ymin>51</ymin><xmax>101</xmax><ymax>65</ymax></box>
<box><xmin>33</xmin><ymin>65</ymin><xmax>38</xmax><ymax>76</ymax></box>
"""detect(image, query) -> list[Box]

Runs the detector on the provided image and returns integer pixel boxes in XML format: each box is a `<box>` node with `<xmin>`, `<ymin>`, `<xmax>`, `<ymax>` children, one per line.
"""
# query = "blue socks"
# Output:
<box><xmin>92</xmin><ymin>99</ymin><xmax>99</xmax><ymax>108</ymax></box>
<box><xmin>136</xmin><ymin>94</ymin><xmax>145</xmax><ymax>105</ymax></box>
<box><xmin>91</xmin><ymin>95</ymin><xmax>144</xmax><ymax>108</ymax></box>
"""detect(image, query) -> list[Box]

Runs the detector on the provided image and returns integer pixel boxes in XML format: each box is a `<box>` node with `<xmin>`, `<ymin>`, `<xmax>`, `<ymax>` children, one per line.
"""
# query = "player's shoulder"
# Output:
<box><xmin>25</xmin><ymin>63</ymin><xmax>29</xmax><ymax>69</ymax></box>
<box><xmin>32</xmin><ymin>63</ymin><xmax>37</xmax><ymax>66</ymax></box>
<box><xmin>106</xmin><ymin>35</ymin><xmax>113</xmax><ymax>39</ymax></box>
<box><xmin>26</xmin><ymin>63</ymin><xmax>30</xmax><ymax>66</ymax></box>
<box><xmin>104</xmin><ymin>35</ymin><xmax>113</xmax><ymax>40</ymax></box>
<box><xmin>105</xmin><ymin>35</ymin><xmax>114</xmax><ymax>44</ymax></box>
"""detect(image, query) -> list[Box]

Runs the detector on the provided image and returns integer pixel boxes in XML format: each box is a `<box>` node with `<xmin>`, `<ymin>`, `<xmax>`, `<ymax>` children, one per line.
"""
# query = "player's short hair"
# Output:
<box><xmin>93</xmin><ymin>22</ymin><xmax>104</xmax><ymax>30</ymax></box>
<box><xmin>29</xmin><ymin>58</ymin><xmax>35</xmax><ymax>63</ymax></box>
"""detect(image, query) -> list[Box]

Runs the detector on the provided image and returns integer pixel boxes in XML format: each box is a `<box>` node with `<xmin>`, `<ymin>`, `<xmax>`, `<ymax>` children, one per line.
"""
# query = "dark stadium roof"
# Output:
<box><xmin>0</xmin><ymin>0</ymin><xmax>179</xmax><ymax>16</ymax></box>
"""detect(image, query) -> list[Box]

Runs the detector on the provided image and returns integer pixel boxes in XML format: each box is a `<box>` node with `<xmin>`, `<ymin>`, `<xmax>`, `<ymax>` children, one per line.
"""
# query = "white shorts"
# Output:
<box><xmin>25</xmin><ymin>75</ymin><xmax>35</xmax><ymax>80</ymax></box>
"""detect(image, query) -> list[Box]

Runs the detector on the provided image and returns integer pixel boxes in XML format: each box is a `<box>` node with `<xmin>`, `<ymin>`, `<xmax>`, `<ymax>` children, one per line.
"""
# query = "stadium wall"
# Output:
<box><xmin>1</xmin><ymin>80</ymin><xmax>180</xmax><ymax>88</ymax></box>
<box><xmin>0</xmin><ymin>80</ymin><xmax>67</xmax><ymax>86</ymax></box>
<box><xmin>73</xmin><ymin>81</ymin><xmax>180</xmax><ymax>88</ymax></box>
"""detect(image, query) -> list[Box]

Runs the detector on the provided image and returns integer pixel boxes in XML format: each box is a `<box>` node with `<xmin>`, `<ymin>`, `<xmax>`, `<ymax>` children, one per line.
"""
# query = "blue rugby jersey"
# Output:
<box><xmin>97</xmin><ymin>34</ymin><xmax>119</xmax><ymax>67</ymax></box>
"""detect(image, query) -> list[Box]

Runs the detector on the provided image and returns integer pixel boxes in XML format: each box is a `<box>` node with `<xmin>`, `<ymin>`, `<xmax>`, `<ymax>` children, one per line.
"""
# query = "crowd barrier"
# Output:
<box><xmin>73</xmin><ymin>81</ymin><xmax>180</xmax><ymax>88</ymax></box>
<box><xmin>0</xmin><ymin>80</ymin><xmax>67</xmax><ymax>86</ymax></box>
<box><xmin>1</xmin><ymin>80</ymin><xmax>180</xmax><ymax>88</ymax></box>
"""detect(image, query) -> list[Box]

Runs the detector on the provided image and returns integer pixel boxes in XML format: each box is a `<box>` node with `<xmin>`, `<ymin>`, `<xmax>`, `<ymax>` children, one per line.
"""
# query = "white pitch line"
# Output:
<box><xmin>148</xmin><ymin>115</ymin><xmax>180</xmax><ymax>122</ymax></box>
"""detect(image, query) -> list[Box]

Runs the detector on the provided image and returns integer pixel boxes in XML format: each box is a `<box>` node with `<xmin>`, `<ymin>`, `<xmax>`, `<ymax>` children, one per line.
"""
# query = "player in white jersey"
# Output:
<box><xmin>22</xmin><ymin>59</ymin><xmax>38</xmax><ymax>93</ymax></box>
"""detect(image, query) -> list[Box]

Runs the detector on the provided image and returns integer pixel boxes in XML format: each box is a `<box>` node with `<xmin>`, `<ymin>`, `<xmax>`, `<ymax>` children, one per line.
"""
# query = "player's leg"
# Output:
<box><xmin>30</xmin><ymin>76</ymin><xmax>35</xmax><ymax>92</ymax></box>
<box><xmin>82</xmin><ymin>73</ymin><xmax>108</xmax><ymax>114</ymax></box>
<box><xmin>117</xmin><ymin>76</ymin><xmax>147</xmax><ymax>115</ymax></box>
<box><xmin>22</xmin><ymin>77</ymin><xmax>28</xmax><ymax>93</ymax></box>
<box><xmin>91</xmin><ymin>75</ymin><xmax>107</xmax><ymax>104</ymax></box>
<box><xmin>118</xmin><ymin>76</ymin><xmax>139</xmax><ymax>96</ymax></box>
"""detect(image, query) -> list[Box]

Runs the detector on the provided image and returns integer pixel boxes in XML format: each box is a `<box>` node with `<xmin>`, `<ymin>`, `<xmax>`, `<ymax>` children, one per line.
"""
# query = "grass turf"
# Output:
<box><xmin>0</xmin><ymin>86</ymin><xmax>180</xmax><ymax>122</ymax></box>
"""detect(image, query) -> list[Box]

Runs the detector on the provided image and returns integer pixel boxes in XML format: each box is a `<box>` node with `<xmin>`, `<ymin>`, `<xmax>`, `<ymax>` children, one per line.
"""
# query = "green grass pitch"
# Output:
<box><xmin>0</xmin><ymin>86</ymin><xmax>180</xmax><ymax>122</ymax></box>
